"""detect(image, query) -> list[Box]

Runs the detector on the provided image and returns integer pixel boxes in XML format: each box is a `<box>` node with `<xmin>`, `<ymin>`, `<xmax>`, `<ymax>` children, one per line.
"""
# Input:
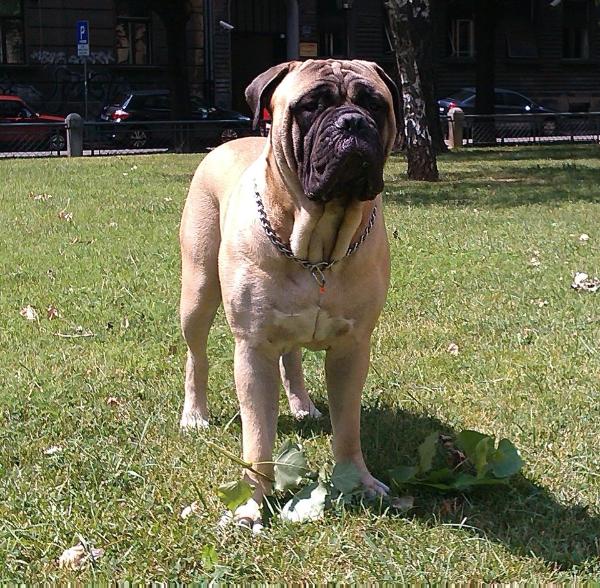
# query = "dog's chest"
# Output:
<box><xmin>267</xmin><ymin>306</ymin><xmax>355</xmax><ymax>349</ymax></box>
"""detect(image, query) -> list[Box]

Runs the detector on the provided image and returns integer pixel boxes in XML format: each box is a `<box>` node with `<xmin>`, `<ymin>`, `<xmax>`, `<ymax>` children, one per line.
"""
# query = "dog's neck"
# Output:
<box><xmin>258</xmin><ymin>152</ymin><xmax>375</xmax><ymax>264</ymax></box>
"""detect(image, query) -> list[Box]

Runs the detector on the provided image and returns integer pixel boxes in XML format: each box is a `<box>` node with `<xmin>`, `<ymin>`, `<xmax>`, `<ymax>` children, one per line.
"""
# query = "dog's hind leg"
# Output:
<box><xmin>179</xmin><ymin>189</ymin><xmax>221</xmax><ymax>430</ymax></box>
<box><xmin>279</xmin><ymin>350</ymin><xmax>322</xmax><ymax>419</ymax></box>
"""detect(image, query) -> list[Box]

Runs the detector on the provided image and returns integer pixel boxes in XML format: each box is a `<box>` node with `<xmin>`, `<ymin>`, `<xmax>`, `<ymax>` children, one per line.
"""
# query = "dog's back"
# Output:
<box><xmin>187</xmin><ymin>136</ymin><xmax>266</xmax><ymax>209</ymax></box>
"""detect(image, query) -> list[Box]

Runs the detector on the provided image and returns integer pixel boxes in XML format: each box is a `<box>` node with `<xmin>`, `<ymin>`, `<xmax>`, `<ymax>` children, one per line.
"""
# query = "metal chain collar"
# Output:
<box><xmin>254</xmin><ymin>182</ymin><xmax>377</xmax><ymax>292</ymax></box>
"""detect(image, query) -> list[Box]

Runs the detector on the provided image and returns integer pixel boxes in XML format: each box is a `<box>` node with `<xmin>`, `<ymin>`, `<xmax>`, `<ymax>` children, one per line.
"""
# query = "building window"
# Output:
<box><xmin>0</xmin><ymin>0</ymin><xmax>24</xmax><ymax>64</ymax></box>
<box><xmin>320</xmin><ymin>31</ymin><xmax>346</xmax><ymax>57</ymax></box>
<box><xmin>562</xmin><ymin>0</ymin><xmax>589</xmax><ymax>59</ymax></box>
<box><xmin>506</xmin><ymin>27</ymin><xmax>538</xmax><ymax>59</ymax></box>
<box><xmin>449</xmin><ymin>19</ymin><xmax>474</xmax><ymax>58</ymax></box>
<box><xmin>115</xmin><ymin>0</ymin><xmax>151</xmax><ymax>65</ymax></box>
<box><xmin>318</xmin><ymin>0</ymin><xmax>348</xmax><ymax>58</ymax></box>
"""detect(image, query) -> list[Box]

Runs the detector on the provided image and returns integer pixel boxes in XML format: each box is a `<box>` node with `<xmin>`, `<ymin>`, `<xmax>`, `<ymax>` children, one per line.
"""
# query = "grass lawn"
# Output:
<box><xmin>0</xmin><ymin>145</ymin><xmax>599</xmax><ymax>582</ymax></box>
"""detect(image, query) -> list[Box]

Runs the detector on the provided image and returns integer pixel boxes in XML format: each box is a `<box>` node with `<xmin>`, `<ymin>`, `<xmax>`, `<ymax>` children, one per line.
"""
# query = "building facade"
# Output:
<box><xmin>434</xmin><ymin>0</ymin><xmax>600</xmax><ymax>111</ymax></box>
<box><xmin>1</xmin><ymin>0</ymin><xmax>599</xmax><ymax>117</ymax></box>
<box><xmin>0</xmin><ymin>0</ymin><xmax>205</xmax><ymax>116</ymax></box>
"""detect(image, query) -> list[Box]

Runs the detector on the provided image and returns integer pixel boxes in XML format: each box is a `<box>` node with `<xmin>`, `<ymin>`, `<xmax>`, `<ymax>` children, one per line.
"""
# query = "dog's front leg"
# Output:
<box><xmin>325</xmin><ymin>339</ymin><xmax>389</xmax><ymax>497</ymax></box>
<box><xmin>232</xmin><ymin>339</ymin><xmax>280</xmax><ymax>525</ymax></box>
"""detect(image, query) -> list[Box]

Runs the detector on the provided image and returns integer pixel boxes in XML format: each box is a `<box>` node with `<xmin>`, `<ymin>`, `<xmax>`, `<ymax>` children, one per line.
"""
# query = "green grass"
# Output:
<box><xmin>1</xmin><ymin>145</ymin><xmax>599</xmax><ymax>581</ymax></box>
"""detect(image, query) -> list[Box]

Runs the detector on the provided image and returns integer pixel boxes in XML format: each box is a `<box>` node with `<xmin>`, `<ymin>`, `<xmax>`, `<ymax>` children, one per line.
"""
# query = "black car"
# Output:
<box><xmin>438</xmin><ymin>87</ymin><xmax>555</xmax><ymax>116</ymax></box>
<box><xmin>98</xmin><ymin>90</ymin><xmax>253</xmax><ymax>149</ymax></box>
<box><xmin>438</xmin><ymin>87</ymin><xmax>557</xmax><ymax>137</ymax></box>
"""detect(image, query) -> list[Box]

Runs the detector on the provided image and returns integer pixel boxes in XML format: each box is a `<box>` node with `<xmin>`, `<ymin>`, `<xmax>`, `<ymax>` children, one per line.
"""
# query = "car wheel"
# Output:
<box><xmin>128</xmin><ymin>128</ymin><xmax>149</xmax><ymax>149</ymax></box>
<box><xmin>48</xmin><ymin>132</ymin><xmax>66</xmax><ymax>151</ymax></box>
<box><xmin>542</xmin><ymin>118</ymin><xmax>557</xmax><ymax>136</ymax></box>
<box><xmin>220</xmin><ymin>128</ymin><xmax>238</xmax><ymax>143</ymax></box>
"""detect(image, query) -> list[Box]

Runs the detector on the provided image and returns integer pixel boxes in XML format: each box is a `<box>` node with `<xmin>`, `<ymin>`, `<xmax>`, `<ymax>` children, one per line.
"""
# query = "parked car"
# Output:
<box><xmin>0</xmin><ymin>95</ymin><xmax>66</xmax><ymax>151</ymax></box>
<box><xmin>438</xmin><ymin>87</ymin><xmax>556</xmax><ymax>116</ymax></box>
<box><xmin>438</xmin><ymin>87</ymin><xmax>557</xmax><ymax>136</ymax></box>
<box><xmin>97</xmin><ymin>90</ymin><xmax>253</xmax><ymax>149</ymax></box>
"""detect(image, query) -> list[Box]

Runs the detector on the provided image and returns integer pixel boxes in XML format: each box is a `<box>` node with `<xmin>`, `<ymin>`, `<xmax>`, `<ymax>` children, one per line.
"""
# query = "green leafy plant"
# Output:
<box><xmin>215</xmin><ymin>440</ymin><xmax>368</xmax><ymax>523</ymax></box>
<box><xmin>214</xmin><ymin>430</ymin><xmax>523</xmax><ymax>524</ymax></box>
<box><xmin>388</xmin><ymin>430</ymin><xmax>523</xmax><ymax>491</ymax></box>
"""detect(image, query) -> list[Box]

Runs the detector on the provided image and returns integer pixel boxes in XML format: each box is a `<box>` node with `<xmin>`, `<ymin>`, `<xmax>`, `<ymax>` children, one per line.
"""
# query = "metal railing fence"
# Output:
<box><xmin>452</xmin><ymin>111</ymin><xmax>600</xmax><ymax>146</ymax></box>
<box><xmin>1</xmin><ymin>112</ymin><xmax>600</xmax><ymax>158</ymax></box>
<box><xmin>0</xmin><ymin>121</ymin><xmax>67</xmax><ymax>157</ymax></box>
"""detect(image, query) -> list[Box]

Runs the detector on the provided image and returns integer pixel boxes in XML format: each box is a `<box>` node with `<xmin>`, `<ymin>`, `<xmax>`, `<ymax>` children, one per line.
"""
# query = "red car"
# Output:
<box><xmin>0</xmin><ymin>95</ymin><xmax>66</xmax><ymax>151</ymax></box>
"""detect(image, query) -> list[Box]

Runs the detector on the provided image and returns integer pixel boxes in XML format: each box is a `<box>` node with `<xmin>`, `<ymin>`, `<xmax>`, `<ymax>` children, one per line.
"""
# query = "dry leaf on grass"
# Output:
<box><xmin>58</xmin><ymin>210</ymin><xmax>73</xmax><ymax>222</ymax></box>
<box><xmin>57</xmin><ymin>542</ymin><xmax>104</xmax><ymax>570</ymax></box>
<box><xmin>19</xmin><ymin>305</ymin><xmax>38</xmax><ymax>321</ymax></box>
<box><xmin>44</xmin><ymin>445</ymin><xmax>62</xmax><ymax>456</ymax></box>
<box><xmin>55</xmin><ymin>326</ymin><xmax>95</xmax><ymax>338</ymax></box>
<box><xmin>531</xmin><ymin>299</ymin><xmax>549</xmax><ymax>307</ymax></box>
<box><xmin>571</xmin><ymin>272</ymin><xmax>600</xmax><ymax>293</ymax></box>
<box><xmin>106</xmin><ymin>396</ymin><xmax>122</xmax><ymax>407</ymax></box>
<box><xmin>47</xmin><ymin>305</ymin><xmax>59</xmax><ymax>320</ymax></box>
<box><xmin>180</xmin><ymin>501</ymin><xmax>201</xmax><ymax>519</ymax></box>
<box><xmin>447</xmin><ymin>343</ymin><xmax>459</xmax><ymax>356</ymax></box>
<box><xmin>29</xmin><ymin>191</ymin><xmax>52</xmax><ymax>201</ymax></box>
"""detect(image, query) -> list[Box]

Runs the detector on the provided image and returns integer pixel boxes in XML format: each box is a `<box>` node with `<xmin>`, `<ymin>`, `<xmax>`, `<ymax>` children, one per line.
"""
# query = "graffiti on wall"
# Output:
<box><xmin>30</xmin><ymin>50</ymin><xmax>116</xmax><ymax>66</ymax></box>
<box><xmin>0</xmin><ymin>49</ymin><xmax>133</xmax><ymax>115</ymax></box>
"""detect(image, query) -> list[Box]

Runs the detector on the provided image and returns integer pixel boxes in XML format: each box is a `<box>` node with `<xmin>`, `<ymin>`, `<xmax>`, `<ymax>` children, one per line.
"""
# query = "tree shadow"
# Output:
<box><xmin>358</xmin><ymin>405</ymin><xmax>599</xmax><ymax>571</ymax></box>
<box><xmin>384</xmin><ymin>143</ymin><xmax>600</xmax><ymax>209</ymax></box>
<box><xmin>384</xmin><ymin>164</ymin><xmax>600</xmax><ymax>209</ymax></box>
<box><xmin>439</xmin><ymin>145</ymin><xmax>600</xmax><ymax>163</ymax></box>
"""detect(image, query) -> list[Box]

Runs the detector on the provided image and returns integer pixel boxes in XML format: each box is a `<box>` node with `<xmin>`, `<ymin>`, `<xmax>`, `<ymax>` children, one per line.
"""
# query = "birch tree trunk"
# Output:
<box><xmin>410</xmin><ymin>0</ymin><xmax>446</xmax><ymax>153</ymax></box>
<box><xmin>385</xmin><ymin>0</ymin><xmax>439</xmax><ymax>181</ymax></box>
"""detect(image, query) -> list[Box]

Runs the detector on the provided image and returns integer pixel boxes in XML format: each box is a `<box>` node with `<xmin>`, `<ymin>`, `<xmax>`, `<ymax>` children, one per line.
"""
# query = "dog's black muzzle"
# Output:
<box><xmin>302</xmin><ymin>106</ymin><xmax>385</xmax><ymax>203</ymax></box>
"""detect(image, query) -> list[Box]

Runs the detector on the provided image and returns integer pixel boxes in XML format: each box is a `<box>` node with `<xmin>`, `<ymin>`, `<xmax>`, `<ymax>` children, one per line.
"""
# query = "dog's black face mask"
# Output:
<box><xmin>292</xmin><ymin>83</ymin><xmax>388</xmax><ymax>203</ymax></box>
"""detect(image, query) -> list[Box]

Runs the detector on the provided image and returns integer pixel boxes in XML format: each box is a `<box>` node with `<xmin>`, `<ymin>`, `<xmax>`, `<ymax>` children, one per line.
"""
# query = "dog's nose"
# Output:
<box><xmin>335</xmin><ymin>112</ymin><xmax>367</xmax><ymax>133</ymax></box>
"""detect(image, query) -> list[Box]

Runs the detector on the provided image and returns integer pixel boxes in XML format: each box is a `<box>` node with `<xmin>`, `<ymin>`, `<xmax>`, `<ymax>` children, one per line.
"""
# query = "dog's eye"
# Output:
<box><xmin>355</xmin><ymin>91</ymin><xmax>386</xmax><ymax>115</ymax></box>
<box><xmin>301</xmin><ymin>101</ymin><xmax>320</xmax><ymax>112</ymax></box>
<box><xmin>368</xmin><ymin>100</ymin><xmax>384</xmax><ymax>112</ymax></box>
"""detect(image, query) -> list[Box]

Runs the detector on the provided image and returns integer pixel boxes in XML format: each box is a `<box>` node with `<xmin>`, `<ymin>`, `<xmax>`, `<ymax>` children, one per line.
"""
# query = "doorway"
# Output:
<box><xmin>230</xmin><ymin>0</ymin><xmax>287</xmax><ymax>114</ymax></box>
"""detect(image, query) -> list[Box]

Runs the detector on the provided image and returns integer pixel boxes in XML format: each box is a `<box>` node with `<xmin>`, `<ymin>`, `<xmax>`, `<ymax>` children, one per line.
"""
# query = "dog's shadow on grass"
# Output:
<box><xmin>362</xmin><ymin>406</ymin><xmax>599</xmax><ymax>571</ymax></box>
<box><xmin>283</xmin><ymin>405</ymin><xmax>598</xmax><ymax>572</ymax></box>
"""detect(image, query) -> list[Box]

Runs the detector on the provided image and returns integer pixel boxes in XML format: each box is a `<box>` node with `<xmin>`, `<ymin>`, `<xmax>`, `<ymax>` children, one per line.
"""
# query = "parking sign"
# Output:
<box><xmin>77</xmin><ymin>20</ymin><xmax>89</xmax><ymax>57</ymax></box>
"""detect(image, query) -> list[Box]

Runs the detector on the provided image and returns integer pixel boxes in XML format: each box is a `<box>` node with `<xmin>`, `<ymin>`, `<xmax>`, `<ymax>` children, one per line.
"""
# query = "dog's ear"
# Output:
<box><xmin>374</xmin><ymin>64</ymin><xmax>402</xmax><ymax>134</ymax></box>
<box><xmin>245</xmin><ymin>62</ymin><xmax>298</xmax><ymax>130</ymax></box>
<box><xmin>360</xmin><ymin>61</ymin><xmax>402</xmax><ymax>134</ymax></box>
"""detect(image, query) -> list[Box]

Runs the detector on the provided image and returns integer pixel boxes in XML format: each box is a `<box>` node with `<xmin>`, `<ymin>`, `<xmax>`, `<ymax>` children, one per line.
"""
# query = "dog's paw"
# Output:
<box><xmin>288</xmin><ymin>397</ymin><xmax>323</xmax><ymax>420</ymax></box>
<box><xmin>218</xmin><ymin>499</ymin><xmax>264</xmax><ymax>534</ymax></box>
<box><xmin>361</xmin><ymin>473</ymin><xmax>389</xmax><ymax>498</ymax></box>
<box><xmin>179</xmin><ymin>411</ymin><xmax>209</xmax><ymax>431</ymax></box>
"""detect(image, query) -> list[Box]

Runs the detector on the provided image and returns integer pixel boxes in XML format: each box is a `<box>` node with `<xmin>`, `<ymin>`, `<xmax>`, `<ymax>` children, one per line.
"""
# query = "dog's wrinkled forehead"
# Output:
<box><xmin>274</xmin><ymin>60</ymin><xmax>391</xmax><ymax>109</ymax></box>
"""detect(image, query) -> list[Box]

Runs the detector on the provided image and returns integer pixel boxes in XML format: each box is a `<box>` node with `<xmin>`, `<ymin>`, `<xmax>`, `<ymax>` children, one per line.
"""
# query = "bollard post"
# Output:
<box><xmin>448</xmin><ymin>107</ymin><xmax>464</xmax><ymax>149</ymax></box>
<box><xmin>66</xmin><ymin>113</ymin><xmax>84</xmax><ymax>157</ymax></box>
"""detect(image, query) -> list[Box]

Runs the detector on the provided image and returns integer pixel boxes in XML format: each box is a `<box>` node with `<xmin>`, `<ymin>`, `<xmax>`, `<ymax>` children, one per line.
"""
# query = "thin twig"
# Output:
<box><xmin>203</xmin><ymin>440</ymin><xmax>274</xmax><ymax>482</ymax></box>
<box><xmin>54</xmin><ymin>332</ymin><xmax>95</xmax><ymax>338</ymax></box>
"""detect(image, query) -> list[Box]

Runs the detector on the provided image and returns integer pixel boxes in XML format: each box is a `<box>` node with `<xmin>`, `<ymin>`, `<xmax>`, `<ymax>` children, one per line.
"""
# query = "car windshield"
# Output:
<box><xmin>0</xmin><ymin>100</ymin><xmax>32</xmax><ymax>117</ymax></box>
<box><xmin>448</xmin><ymin>89</ymin><xmax>474</xmax><ymax>102</ymax></box>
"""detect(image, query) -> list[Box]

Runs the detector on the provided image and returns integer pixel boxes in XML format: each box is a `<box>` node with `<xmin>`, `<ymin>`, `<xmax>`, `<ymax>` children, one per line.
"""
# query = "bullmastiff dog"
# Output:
<box><xmin>179</xmin><ymin>59</ymin><xmax>400</xmax><ymax>527</ymax></box>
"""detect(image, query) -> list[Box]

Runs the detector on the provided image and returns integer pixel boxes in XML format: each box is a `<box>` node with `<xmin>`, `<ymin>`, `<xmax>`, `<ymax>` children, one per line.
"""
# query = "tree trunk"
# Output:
<box><xmin>385</xmin><ymin>0</ymin><xmax>439</xmax><ymax>181</ymax></box>
<box><xmin>474</xmin><ymin>0</ymin><xmax>497</xmax><ymax>144</ymax></box>
<box><xmin>410</xmin><ymin>0</ymin><xmax>446</xmax><ymax>153</ymax></box>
